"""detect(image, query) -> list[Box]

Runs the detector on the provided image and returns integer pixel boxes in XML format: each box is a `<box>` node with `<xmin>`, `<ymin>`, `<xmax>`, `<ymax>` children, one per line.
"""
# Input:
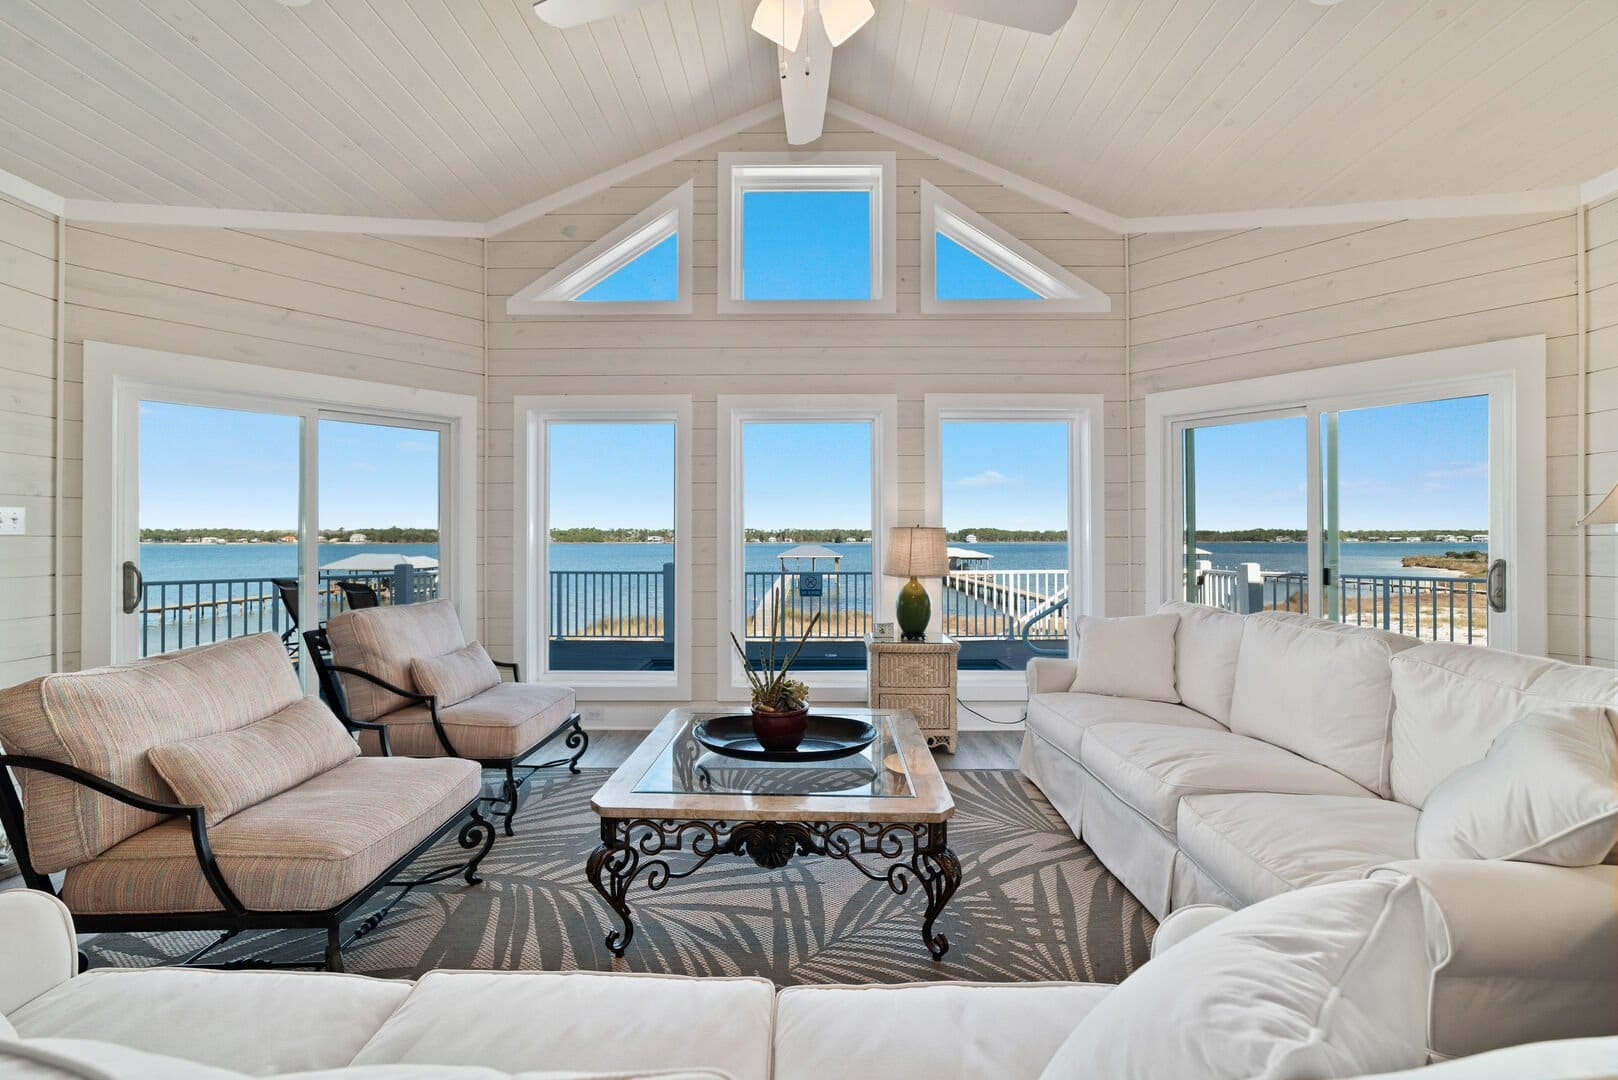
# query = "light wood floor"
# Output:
<box><xmin>573</xmin><ymin>728</ymin><xmax>1024</xmax><ymax>771</ymax></box>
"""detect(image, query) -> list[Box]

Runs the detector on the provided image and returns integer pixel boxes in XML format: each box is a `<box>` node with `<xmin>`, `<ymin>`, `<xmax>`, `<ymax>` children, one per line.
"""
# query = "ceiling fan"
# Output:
<box><xmin>532</xmin><ymin>0</ymin><xmax>1078</xmax><ymax>145</ymax></box>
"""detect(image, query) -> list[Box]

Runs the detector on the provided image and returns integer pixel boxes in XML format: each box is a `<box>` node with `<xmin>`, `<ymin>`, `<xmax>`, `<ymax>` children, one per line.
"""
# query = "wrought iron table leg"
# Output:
<box><xmin>500</xmin><ymin>764</ymin><xmax>520</xmax><ymax>837</ymax></box>
<box><xmin>585</xmin><ymin>818</ymin><xmax>637</xmax><ymax>956</ymax></box>
<box><xmin>324</xmin><ymin>924</ymin><xmax>345</xmax><ymax>973</ymax></box>
<box><xmin>913</xmin><ymin>824</ymin><xmax>962</xmax><ymax>961</ymax></box>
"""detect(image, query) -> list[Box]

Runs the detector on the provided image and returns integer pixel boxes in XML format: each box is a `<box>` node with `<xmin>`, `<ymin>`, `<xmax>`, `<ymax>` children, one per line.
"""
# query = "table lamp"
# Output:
<box><xmin>884</xmin><ymin>526</ymin><xmax>949</xmax><ymax>640</ymax></box>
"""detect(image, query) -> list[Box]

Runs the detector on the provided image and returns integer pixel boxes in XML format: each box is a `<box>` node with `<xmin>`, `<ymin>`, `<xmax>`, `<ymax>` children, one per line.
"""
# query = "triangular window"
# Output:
<box><xmin>506</xmin><ymin>182</ymin><xmax>692</xmax><ymax>315</ymax></box>
<box><xmin>921</xmin><ymin>181</ymin><xmax>1110</xmax><ymax>314</ymax></box>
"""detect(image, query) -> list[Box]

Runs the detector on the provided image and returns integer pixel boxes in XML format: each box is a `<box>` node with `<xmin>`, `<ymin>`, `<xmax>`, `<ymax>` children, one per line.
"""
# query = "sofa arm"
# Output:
<box><xmin>0</xmin><ymin>891</ymin><xmax>77</xmax><ymax>1016</ymax></box>
<box><xmin>1149</xmin><ymin>904</ymin><xmax>1233</xmax><ymax>960</ymax></box>
<box><xmin>1026</xmin><ymin>658</ymin><xmax>1078</xmax><ymax>697</ymax></box>
<box><xmin>1369</xmin><ymin>859</ymin><xmax>1618</xmax><ymax>1058</ymax></box>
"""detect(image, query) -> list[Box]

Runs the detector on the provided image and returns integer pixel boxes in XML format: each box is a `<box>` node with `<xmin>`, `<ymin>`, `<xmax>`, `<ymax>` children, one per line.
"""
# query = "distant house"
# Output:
<box><xmin>965</xmin><ymin>533</ymin><xmax>978</xmax><ymax>544</ymax></box>
<box><xmin>347</xmin><ymin>532</ymin><xmax>368</xmax><ymax>544</ymax></box>
<box><xmin>646</xmin><ymin>535</ymin><xmax>664</xmax><ymax>542</ymax></box>
<box><xmin>278</xmin><ymin>534</ymin><xmax>297</xmax><ymax>543</ymax></box>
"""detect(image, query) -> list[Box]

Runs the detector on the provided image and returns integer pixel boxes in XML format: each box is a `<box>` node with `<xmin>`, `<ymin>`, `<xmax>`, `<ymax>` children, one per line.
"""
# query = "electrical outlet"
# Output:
<box><xmin>584</xmin><ymin>707</ymin><xmax>605</xmax><ymax>726</ymax></box>
<box><xmin>0</xmin><ymin>507</ymin><xmax>24</xmax><ymax>535</ymax></box>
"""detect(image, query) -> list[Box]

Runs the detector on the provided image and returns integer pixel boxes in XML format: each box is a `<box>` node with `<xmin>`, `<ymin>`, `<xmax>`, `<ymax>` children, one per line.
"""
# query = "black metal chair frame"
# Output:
<box><xmin>303</xmin><ymin>627</ymin><xmax>587</xmax><ymax>837</ymax></box>
<box><xmin>337</xmin><ymin>580</ymin><xmax>381</xmax><ymax>610</ymax></box>
<box><xmin>0</xmin><ymin>735</ymin><xmax>498</xmax><ymax>973</ymax></box>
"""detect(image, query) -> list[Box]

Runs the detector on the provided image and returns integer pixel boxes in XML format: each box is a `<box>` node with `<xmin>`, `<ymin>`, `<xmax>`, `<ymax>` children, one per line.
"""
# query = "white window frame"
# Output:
<box><xmin>513</xmin><ymin>395</ymin><xmax>693</xmax><ymax>700</ymax></box>
<box><xmin>716</xmin><ymin>394</ymin><xmax>899</xmax><ymax>701</ymax></box>
<box><xmin>505</xmin><ymin>182</ymin><xmax>693</xmax><ymax>316</ymax></box>
<box><xmin>925</xmin><ymin>394</ymin><xmax>1109</xmax><ymax>699</ymax></box>
<box><xmin>717</xmin><ymin>152</ymin><xmax>897</xmax><ymax>315</ymax></box>
<box><xmin>920</xmin><ymin>183</ymin><xmax>1112</xmax><ymax>315</ymax></box>
<box><xmin>82</xmin><ymin>341</ymin><xmax>478</xmax><ymax>668</ymax></box>
<box><xmin>1144</xmin><ymin>336</ymin><xmax>1547</xmax><ymax>656</ymax></box>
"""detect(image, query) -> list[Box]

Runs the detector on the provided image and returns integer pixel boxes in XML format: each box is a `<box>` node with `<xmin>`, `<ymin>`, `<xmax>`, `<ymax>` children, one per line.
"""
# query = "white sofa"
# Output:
<box><xmin>0</xmin><ymin>879</ymin><xmax>1450</xmax><ymax>1080</ymax></box>
<box><xmin>1019</xmin><ymin>602</ymin><xmax>1618</xmax><ymax>1060</ymax></box>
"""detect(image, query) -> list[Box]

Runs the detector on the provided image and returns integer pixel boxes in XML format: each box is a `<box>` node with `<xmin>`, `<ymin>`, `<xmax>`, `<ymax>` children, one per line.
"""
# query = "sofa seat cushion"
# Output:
<box><xmin>367</xmin><ymin>682</ymin><xmax>578</xmax><ymax>760</ymax></box>
<box><xmin>1176</xmin><ymin>792</ymin><xmax>1417</xmax><ymax>906</ymax></box>
<box><xmin>0</xmin><ymin>633</ymin><xmax>304</xmax><ymax>873</ymax></box>
<box><xmin>1026</xmin><ymin>693</ymin><xmax>1224</xmax><ymax>764</ymax></box>
<box><xmin>1079</xmin><ymin>724</ymin><xmax>1373</xmax><ymax>834</ymax></box>
<box><xmin>774</xmin><ymin>981</ymin><xmax>1112</xmax><ymax>1080</ymax></box>
<box><xmin>350</xmin><ymin>970</ymin><xmax>775</xmax><ymax>1080</ymax></box>
<box><xmin>9</xmin><ymin>968</ymin><xmax>411</xmax><ymax>1074</ymax></box>
<box><xmin>60</xmin><ymin>756</ymin><xmax>480</xmax><ymax>914</ymax></box>
<box><xmin>147</xmin><ymin>696</ymin><xmax>359</xmax><ymax>827</ymax></box>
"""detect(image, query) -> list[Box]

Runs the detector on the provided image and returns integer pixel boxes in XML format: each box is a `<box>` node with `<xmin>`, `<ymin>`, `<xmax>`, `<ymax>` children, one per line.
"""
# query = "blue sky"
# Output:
<box><xmin>1189</xmin><ymin>396</ymin><xmax>1488</xmax><ymax>531</ymax></box>
<box><xmin>548</xmin><ymin>422</ymin><xmax>674</xmax><ymax>528</ymax></box>
<box><xmin>139</xmin><ymin>402</ymin><xmax>440</xmax><ymax>529</ymax></box>
<box><xmin>943</xmin><ymin>421</ymin><xmax>1068</xmax><ymax>530</ymax></box>
<box><xmin>744</xmin><ymin>422</ymin><xmax>872</xmax><ymax>529</ymax></box>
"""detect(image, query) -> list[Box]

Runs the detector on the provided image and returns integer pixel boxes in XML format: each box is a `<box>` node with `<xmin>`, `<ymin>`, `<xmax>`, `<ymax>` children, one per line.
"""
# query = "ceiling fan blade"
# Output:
<box><xmin>532</xmin><ymin>0</ymin><xmax>663</xmax><ymax>29</ymax></box>
<box><xmin>752</xmin><ymin>0</ymin><xmax>806</xmax><ymax>52</ymax></box>
<box><xmin>780</xmin><ymin>15</ymin><xmax>834</xmax><ymax>146</ymax></box>
<box><xmin>818</xmin><ymin>0</ymin><xmax>874</xmax><ymax>46</ymax></box>
<box><xmin>907</xmin><ymin>0</ymin><xmax>1076</xmax><ymax>34</ymax></box>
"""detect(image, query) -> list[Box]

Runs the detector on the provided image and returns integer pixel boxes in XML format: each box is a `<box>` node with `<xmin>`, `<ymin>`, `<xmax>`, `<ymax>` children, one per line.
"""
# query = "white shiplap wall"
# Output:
<box><xmin>0</xmin><ymin>194</ymin><xmax>58</xmax><ymax>686</ymax></box>
<box><xmin>57</xmin><ymin>223</ymin><xmax>487</xmax><ymax>671</ymax></box>
<box><xmin>1583</xmin><ymin>196</ymin><xmax>1618</xmax><ymax>665</ymax></box>
<box><xmin>1123</xmin><ymin>212</ymin><xmax>1590</xmax><ymax>661</ymax></box>
<box><xmin>483</xmin><ymin>115</ymin><xmax>1129</xmax><ymax>716</ymax></box>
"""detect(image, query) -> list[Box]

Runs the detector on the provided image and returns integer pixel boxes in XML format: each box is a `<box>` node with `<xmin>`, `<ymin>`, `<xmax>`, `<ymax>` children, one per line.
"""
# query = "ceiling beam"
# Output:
<box><xmin>0</xmin><ymin>165</ymin><xmax>66</xmax><ymax>217</ymax></box>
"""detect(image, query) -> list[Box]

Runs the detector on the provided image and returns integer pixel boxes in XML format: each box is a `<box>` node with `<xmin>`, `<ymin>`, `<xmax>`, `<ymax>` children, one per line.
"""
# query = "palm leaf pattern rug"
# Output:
<box><xmin>83</xmin><ymin>770</ymin><xmax>1155</xmax><ymax>985</ymax></box>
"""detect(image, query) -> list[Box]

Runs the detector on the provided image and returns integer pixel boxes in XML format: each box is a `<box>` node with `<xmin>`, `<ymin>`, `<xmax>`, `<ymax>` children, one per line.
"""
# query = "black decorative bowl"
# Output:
<box><xmin>694</xmin><ymin>714</ymin><xmax>878</xmax><ymax>762</ymax></box>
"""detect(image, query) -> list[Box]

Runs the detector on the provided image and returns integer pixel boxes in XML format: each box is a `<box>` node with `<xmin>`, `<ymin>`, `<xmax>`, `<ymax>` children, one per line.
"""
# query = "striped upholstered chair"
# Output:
<box><xmin>306</xmin><ymin>599</ymin><xmax>586</xmax><ymax>836</ymax></box>
<box><xmin>0</xmin><ymin>633</ymin><xmax>496</xmax><ymax>971</ymax></box>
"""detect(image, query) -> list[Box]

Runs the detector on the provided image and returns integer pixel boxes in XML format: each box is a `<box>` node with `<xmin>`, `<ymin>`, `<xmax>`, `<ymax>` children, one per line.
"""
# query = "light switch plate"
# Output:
<box><xmin>0</xmin><ymin>507</ymin><xmax>25</xmax><ymax>535</ymax></box>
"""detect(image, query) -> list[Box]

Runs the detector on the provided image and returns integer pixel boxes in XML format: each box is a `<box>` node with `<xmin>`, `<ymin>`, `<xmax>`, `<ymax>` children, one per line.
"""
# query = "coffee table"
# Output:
<box><xmin>586</xmin><ymin>706</ymin><xmax>959</xmax><ymax>959</ymax></box>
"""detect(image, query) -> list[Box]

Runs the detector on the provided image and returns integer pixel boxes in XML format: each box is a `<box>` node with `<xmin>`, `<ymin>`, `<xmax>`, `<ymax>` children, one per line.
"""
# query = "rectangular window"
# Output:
<box><xmin>515</xmin><ymin>396</ymin><xmax>693</xmax><ymax>699</ymax></box>
<box><xmin>718</xmin><ymin>152</ymin><xmax>896</xmax><ymax>314</ymax></box>
<box><xmin>926</xmin><ymin>394</ymin><xmax>1108</xmax><ymax>691</ymax></box>
<box><xmin>718</xmin><ymin>396</ymin><xmax>898</xmax><ymax>700</ymax></box>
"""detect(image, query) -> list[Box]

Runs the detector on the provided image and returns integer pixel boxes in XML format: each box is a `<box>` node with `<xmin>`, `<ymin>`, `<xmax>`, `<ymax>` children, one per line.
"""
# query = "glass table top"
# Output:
<box><xmin>633</xmin><ymin>711</ymin><xmax>915</xmax><ymax>799</ymax></box>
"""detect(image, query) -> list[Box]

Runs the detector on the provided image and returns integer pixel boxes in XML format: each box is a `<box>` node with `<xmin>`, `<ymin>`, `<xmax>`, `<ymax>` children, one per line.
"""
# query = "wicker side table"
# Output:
<box><xmin>865</xmin><ymin>632</ymin><xmax>960</xmax><ymax>752</ymax></box>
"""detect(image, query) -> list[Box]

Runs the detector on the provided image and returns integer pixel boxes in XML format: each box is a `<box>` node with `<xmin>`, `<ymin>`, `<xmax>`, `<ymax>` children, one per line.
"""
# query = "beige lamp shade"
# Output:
<box><xmin>1580</xmin><ymin>482</ymin><xmax>1618</xmax><ymax>525</ymax></box>
<box><xmin>884</xmin><ymin>526</ymin><xmax>949</xmax><ymax>578</ymax></box>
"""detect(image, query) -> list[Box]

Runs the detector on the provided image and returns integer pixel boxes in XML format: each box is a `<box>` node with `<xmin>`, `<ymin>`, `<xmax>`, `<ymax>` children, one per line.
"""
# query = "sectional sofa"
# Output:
<box><xmin>1020</xmin><ymin>602</ymin><xmax>1618</xmax><ymax>1060</ymax></box>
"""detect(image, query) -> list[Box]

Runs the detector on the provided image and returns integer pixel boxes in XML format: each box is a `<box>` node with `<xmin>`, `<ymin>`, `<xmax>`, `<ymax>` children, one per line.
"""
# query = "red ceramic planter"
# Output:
<box><xmin>750</xmin><ymin>705</ymin><xmax>809</xmax><ymax>752</ymax></box>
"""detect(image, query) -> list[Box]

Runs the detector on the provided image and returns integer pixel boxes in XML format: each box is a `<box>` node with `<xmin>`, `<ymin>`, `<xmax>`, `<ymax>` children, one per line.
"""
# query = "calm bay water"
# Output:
<box><xmin>141</xmin><ymin>539</ymin><xmax>1478</xmax><ymax>581</ymax></box>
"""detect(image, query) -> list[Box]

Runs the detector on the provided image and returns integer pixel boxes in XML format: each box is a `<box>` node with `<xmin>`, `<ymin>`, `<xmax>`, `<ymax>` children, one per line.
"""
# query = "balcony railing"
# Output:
<box><xmin>139</xmin><ymin>567</ymin><xmax>438</xmax><ymax>657</ymax></box>
<box><xmin>1195</xmin><ymin>562</ymin><xmax>1487</xmax><ymax>644</ymax></box>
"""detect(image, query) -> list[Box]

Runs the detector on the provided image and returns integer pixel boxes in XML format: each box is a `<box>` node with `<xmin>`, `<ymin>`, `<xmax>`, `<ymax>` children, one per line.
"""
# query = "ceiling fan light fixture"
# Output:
<box><xmin>752</xmin><ymin>0</ymin><xmax>806</xmax><ymax>52</ymax></box>
<box><xmin>817</xmin><ymin>0</ymin><xmax>874</xmax><ymax>46</ymax></box>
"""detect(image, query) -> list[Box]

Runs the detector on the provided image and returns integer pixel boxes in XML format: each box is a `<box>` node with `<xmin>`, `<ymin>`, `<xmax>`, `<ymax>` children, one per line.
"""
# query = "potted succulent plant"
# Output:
<box><xmin>729</xmin><ymin>608</ymin><xmax>820</xmax><ymax>752</ymax></box>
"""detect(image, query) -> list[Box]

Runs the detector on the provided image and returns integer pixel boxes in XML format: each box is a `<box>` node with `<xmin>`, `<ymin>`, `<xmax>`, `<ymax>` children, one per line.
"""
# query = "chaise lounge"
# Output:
<box><xmin>0</xmin><ymin>633</ymin><xmax>497</xmax><ymax>971</ymax></box>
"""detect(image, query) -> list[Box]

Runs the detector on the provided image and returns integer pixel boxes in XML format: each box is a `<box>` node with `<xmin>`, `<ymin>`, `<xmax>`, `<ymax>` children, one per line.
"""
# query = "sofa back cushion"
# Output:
<box><xmin>1390</xmin><ymin>642</ymin><xmax>1618</xmax><ymax>808</ymax></box>
<box><xmin>410</xmin><ymin>642</ymin><xmax>501</xmax><ymax>709</ymax></box>
<box><xmin>1070</xmin><ymin>614</ymin><xmax>1180</xmax><ymax>703</ymax></box>
<box><xmin>146</xmin><ymin>696</ymin><xmax>358</xmax><ymax>827</ymax></box>
<box><xmin>1415</xmin><ymin>705</ymin><xmax>1618</xmax><ymax>866</ymax></box>
<box><xmin>1161</xmin><ymin>601</ymin><xmax>1244</xmax><ymax>725</ymax></box>
<box><xmin>325</xmin><ymin>600</ymin><xmax>466</xmax><ymax>723</ymax></box>
<box><xmin>1038</xmin><ymin>876</ymin><xmax>1434</xmax><ymax>1080</ymax></box>
<box><xmin>1228</xmin><ymin>613</ymin><xmax>1417</xmax><ymax>798</ymax></box>
<box><xmin>0</xmin><ymin>634</ymin><xmax>302</xmax><ymax>873</ymax></box>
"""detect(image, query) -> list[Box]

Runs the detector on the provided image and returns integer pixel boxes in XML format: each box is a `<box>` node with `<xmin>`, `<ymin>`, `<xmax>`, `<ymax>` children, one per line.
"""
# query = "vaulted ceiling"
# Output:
<box><xmin>2</xmin><ymin>0</ymin><xmax>1615</xmax><ymax>222</ymax></box>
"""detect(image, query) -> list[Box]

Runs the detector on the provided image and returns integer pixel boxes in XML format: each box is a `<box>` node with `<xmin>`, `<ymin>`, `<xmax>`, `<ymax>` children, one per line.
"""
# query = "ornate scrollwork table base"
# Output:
<box><xmin>585</xmin><ymin>817</ymin><xmax>961</xmax><ymax>959</ymax></box>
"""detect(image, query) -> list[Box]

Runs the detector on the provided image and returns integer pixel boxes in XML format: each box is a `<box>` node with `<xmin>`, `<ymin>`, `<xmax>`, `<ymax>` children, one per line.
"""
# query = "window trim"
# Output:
<box><xmin>505</xmin><ymin>182</ymin><xmax>694</xmax><ymax>316</ymax></box>
<box><xmin>716</xmin><ymin>394</ymin><xmax>900</xmax><ymax>702</ymax></box>
<box><xmin>1143</xmin><ymin>336</ymin><xmax>1547</xmax><ymax>656</ymax></box>
<box><xmin>920</xmin><ymin>182</ymin><xmax>1112</xmax><ymax>315</ymax></box>
<box><xmin>82</xmin><ymin>341</ymin><xmax>478</xmax><ymax>669</ymax></box>
<box><xmin>717</xmin><ymin>152</ymin><xmax>897</xmax><ymax>315</ymax></box>
<box><xmin>925</xmin><ymin>394</ymin><xmax>1109</xmax><ymax>699</ymax></box>
<box><xmin>513</xmin><ymin>395</ymin><xmax>694</xmax><ymax>701</ymax></box>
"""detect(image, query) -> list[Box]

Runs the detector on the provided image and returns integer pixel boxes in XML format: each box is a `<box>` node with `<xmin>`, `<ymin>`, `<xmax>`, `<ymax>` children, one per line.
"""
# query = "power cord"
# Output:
<box><xmin>958</xmin><ymin>697</ymin><xmax>1026</xmax><ymax>726</ymax></box>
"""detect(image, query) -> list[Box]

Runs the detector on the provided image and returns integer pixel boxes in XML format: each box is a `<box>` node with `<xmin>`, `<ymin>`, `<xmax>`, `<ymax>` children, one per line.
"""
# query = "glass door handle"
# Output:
<box><xmin>121</xmin><ymin>561</ymin><xmax>143</xmax><ymax>615</ymax></box>
<box><xmin>1486</xmin><ymin>559</ymin><xmax>1507</xmax><ymax>614</ymax></box>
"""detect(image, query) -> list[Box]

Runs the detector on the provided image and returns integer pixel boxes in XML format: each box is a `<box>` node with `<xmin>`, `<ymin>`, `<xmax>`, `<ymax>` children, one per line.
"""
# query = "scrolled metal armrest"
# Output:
<box><xmin>340</xmin><ymin>716</ymin><xmax>396</xmax><ymax>757</ymax></box>
<box><xmin>493</xmin><ymin>659</ymin><xmax>520</xmax><ymax>682</ymax></box>
<box><xmin>323</xmin><ymin>664</ymin><xmax>464</xmax><ymax>759</ymax></box>
<box><xmin>0</xmin><ymin>755</ymin><xmax>246</xmax><ymax>914</ymax></box>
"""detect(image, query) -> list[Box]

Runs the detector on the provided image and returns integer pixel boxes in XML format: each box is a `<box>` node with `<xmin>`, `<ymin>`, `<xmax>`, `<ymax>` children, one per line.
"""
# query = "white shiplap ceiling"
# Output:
<box><xmin>1</xmin><ymin>0</ymin><xmax>1616</xmax><ymax>223</ymax></box>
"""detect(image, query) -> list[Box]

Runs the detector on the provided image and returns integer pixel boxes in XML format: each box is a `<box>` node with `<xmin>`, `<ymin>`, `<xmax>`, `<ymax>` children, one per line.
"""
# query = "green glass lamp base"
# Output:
<box><xmin>896</xmin><ymin>576</ymin><xmax>931</xmax><ymax>640</ymax></box>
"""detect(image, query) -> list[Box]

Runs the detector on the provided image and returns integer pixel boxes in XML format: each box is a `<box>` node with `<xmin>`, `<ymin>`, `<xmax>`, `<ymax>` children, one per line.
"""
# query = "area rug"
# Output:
<box><xmin>82</xmin><ymin>769</ymin><xmax>1155</xmax><ymax>985</ymax></box>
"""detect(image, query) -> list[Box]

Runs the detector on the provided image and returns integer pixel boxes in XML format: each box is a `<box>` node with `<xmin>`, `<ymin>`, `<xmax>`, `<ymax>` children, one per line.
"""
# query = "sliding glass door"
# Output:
<box><xmin>1171</xmin><ymin>386</ymin><xmax>1516</xmax><ymax>650</ymax></box>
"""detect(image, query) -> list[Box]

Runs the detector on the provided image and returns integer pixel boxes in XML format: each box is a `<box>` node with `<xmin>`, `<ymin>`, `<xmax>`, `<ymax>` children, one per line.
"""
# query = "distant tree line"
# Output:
<box><xmin>141</xmin><ymin>527</ymin><xmax>439</xmax><ymax>542</ymax></box>
<box><xmin>1196</xmin><ymin>528</ymin><xmax>1485</xmax><ymax>542</ymax></box>
<box><xmin>550</xmin><ymin>527</ymin><xmax>673</xmax><ymax>543</ymax></box>
<box><xmin>948</xmin><ymin>529</ymin><xmax>1067</xmax><ymax>542</ymax></box>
